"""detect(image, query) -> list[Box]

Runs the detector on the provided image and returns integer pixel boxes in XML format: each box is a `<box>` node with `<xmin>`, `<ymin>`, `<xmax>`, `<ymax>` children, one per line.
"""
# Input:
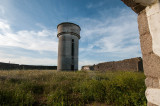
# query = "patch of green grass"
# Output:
<box><xmin>0</xmin><ymin>89</ymin><xmax>34</xmax><ymax>105</ymax></box>
<box><xmin>0</xmin><ymin>70</ymin><xmax>146</xmax><ymax>105</ymax></box>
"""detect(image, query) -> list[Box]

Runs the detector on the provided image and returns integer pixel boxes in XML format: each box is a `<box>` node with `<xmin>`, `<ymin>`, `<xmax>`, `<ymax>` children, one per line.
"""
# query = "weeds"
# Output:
<box><xmin>0</xmin><ymin>70</ymin><xmax>146</xmax><ymax>105</ymax></box>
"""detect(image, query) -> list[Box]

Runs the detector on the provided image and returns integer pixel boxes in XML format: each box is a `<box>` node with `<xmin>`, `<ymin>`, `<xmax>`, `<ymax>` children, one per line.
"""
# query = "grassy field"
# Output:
<box><xmin>0</xmin><ymin>70</ymin><xmax>146</xmax><ymax>106</ymax></box>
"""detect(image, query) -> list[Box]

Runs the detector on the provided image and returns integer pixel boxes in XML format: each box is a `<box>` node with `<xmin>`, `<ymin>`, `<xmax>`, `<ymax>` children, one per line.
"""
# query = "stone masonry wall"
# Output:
<box><xmin>139</xmin><ymin>6</ymin><xmax>160</xmax><ymax>106</ymax></box>
<box><xmin>93</xmin><ymin>57</ymin><xmax>143</xmax><ymax>72</ymax></box>
<box><xmin>121</xmin><ymin>0</ymin><xmax>160</xmax><ymax>105</ymax></box>
<box><xmin>0</xmin><ymin>62</ymin><xmax>57</xmax><ymax>70</ymax></box>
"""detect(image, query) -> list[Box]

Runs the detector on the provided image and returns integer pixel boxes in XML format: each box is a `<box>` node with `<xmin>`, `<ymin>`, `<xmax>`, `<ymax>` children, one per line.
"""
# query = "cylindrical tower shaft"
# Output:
<box><xmin>57</xmin><ymin>22</ymin><xmax>81</xmax><ymax>71</ymax></box>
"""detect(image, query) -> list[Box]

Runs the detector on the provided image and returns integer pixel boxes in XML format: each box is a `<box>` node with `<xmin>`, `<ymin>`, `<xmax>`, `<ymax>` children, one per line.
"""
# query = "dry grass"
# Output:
<box><xmin>0</xmin><ymin>70</ymin><xmax>146</xmax><ymax>106</ymax></box>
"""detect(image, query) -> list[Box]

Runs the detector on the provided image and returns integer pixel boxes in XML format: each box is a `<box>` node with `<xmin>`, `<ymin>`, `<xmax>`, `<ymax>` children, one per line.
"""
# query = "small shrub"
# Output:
<box><xmin>104</xmin><ymin>72</ymin><xmax>146</xmax><ymax>106</ymax></box>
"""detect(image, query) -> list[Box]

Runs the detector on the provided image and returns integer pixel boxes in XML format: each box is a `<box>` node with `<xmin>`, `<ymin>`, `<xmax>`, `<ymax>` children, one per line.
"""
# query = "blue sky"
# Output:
<box><xmin>0</xmin><ymin>0</ymin><xmax>141</xmax><ymax>69</ymax></box>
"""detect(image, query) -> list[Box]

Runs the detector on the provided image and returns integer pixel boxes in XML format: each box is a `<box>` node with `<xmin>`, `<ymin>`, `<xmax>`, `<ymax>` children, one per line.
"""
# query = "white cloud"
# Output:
<box><xmin>0</xmin><ymin>18</ymin><xmax>58</xmax><ymax>65</ymax></box>
<box><xmin>75</xmin><ymin>8</ymin><xmax>141</xmax><ymax>66</ymax></box>
<box><xmin>0</xmin><ymin>19</ymin><xmax>10</xmax><ymax>33</ymax></box>
<box><xmin>0</xmin><ymin>52</ymin><xmax>57</xmax><ymax>65</ymax></box>
<box><xmin>0</xmin><ymin>19</ymin><xmax>58</xmax><ymax>52</ymax></box>
<box><xmin>86</xmin><ymin>1</ymin><xmax>106</xmax><ymax>9</ymax></box>
<box><xmin>0</xmin><ymin>6</ymin><xmax>5</xmax><ymax>15</ymax></box>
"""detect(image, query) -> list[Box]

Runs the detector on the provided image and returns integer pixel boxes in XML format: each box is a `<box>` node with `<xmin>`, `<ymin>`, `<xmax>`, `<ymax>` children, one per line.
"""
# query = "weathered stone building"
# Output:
<box><xmin>81</xmin><ymin>57</ymin><xmax>143</xmax><ymax>72</ymax></box>
<box><xmin>121</xmin><ymin>0</ymin><xmax>160</xmax><ymax>105</ymax></box>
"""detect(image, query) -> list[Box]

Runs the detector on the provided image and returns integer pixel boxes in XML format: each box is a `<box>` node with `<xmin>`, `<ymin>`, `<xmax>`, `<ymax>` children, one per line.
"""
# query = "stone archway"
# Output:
<box><xmin>121</xmin><ymin>0</ymin><xmax>160</xmax><ymax>105</ymax></box>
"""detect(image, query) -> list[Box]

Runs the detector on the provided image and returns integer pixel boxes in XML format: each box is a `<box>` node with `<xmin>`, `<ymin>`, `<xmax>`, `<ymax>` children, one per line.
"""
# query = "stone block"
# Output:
<box><xmin>143</xmin><ymin>53</ymin><xmax>160</xmax><ymax>78</ymax></box>
<box><xmin>145</xmin><ymin>77</ymin><xmax>160</xmax><ymax>88</ymax></box>
<box><xmin>138</xmin><ymin>10</ymin><xmax>150</xmax><ymax>36</ymax></box>
<box><xmin>146</xmin><ymin>10</ymin><xmax>160</xmax><ymax>57</ymax></box>
<box><xmin>153</xmin><ymin>78</ymin><xmax>159</xmax><ymax>88</ymax></box>
<box><xmin>145</xmin><ymin>77</ymin><xmax>153</xmax><ymax>87</ymax></box>
<box><xmin>146</xmin><ymin>2</ymin><xmax>160</xmax><ymax>17</ymax></box>
<box><xmin>121</xmin><ymin>0</ymin><xmax>146</xmax><ymax>13</ymax></box>
<box><xmin>146</xmin><ymin>88</ymin><xmax>160</xmax><ymax>106</ymax></box>
<box><xmin>140</xmin><ymin>33</ymin><xmax>153</xmax><ymax>55</ymax></box>
<box><xmin>132</xmin><ymin>3</ymin><xmax>146</xmax><ymax>13</ymax></box>
<box><xmin>121</xmin><ymin>0</ymin><xmax>138</xmax><ymax>7</ymax></box>
<box><xmin>134</xmin><ymin>0</ymin><xmax>157</xmax><ymax>6</ymax></box>
<box><xmin>147</xmin><ymin>102</ymin><xmax>158</xmax><ymax>106</ymax></box>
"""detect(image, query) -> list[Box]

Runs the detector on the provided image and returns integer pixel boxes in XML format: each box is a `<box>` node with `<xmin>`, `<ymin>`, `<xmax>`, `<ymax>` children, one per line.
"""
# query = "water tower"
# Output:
<box><xmin>57</xmin><ymin>22</ymin><xmax>81</xmax><ymax>71</ymax></box>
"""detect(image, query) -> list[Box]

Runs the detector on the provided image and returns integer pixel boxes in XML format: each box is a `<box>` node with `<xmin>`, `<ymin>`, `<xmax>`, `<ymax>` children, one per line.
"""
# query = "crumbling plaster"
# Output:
<box><xmin>146</xmin><ymin>0</ymin><xmax>160</xmax><ymax>57</ymax></box>
<box><xmin>146</xmin><ymin>88</ymin><xmax>160</xmax><ymax>105</ymax></box>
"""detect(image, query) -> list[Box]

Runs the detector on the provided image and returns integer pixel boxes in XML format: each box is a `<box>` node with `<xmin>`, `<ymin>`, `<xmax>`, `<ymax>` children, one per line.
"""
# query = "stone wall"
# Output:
<box><xmin>0</xmin><ymin>62</ymin><xmax>57</xmax><ymax>70</ymax></box>
<box><xmin>94</xmin><ymin>57</ymin><xmax>143</xmax><ymax>72</ymax></box>
<box><xmin>121</xmin><ymin>0</ymin><xmax>160</xmax><ymax>105</ymax></box>
<box><xmin>81</xmin><ymin>57</ymin><xmax>143</xmax><ymax>72</ymax></box>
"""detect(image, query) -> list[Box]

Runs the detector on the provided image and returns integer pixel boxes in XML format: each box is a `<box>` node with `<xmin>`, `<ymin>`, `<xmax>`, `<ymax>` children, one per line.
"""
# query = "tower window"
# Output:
<box><xmin>71</xmin><ymin>39</ymin><xmax>74</xmax><ymax>56</ymax></box>
<box><xmin>71</xmin><ymin>65</ymin><xmax>74</xmax><ymax>70</ymax></box>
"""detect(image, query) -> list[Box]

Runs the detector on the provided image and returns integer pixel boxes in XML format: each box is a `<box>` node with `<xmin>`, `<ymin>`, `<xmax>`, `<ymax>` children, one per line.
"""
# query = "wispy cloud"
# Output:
<box><xmin>0</xmin><ymin>19</ymin><xmax>58</xmax><ymax>52</ymax></box>
<box><xmin>0</xmin><ymin>19</ymin><xmax>10</xmax><ymax>33</ymax></box>
<box><xmin>0</xmin><ymin>6</ymin><xmax>5</xmax><ymax>15</ymax></box>
<box><xmin>86</xmin><ymin>1</ymin><xmax>106</xmax><ymax>9</ymax></box>
<box><xmin>0</xmin><ymin>52</ymin><xmax>57</xmax><ymax>65</ymax></box>
<box><xmin>0</xmin><ymin>19</ymin><xmax>58</xmax><ymax>65</ymax></box>
<box><xmin>75</xmin><ymin>8</ymin><xmax>141</xmax><ymax>65</ymax></box>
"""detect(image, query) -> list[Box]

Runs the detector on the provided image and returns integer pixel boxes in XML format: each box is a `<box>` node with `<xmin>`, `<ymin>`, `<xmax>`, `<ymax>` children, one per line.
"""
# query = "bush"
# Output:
<box><xmin>104</xmin><ymin>72</ymin><xmax>146</xmax><ymax>106</ymax></box>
